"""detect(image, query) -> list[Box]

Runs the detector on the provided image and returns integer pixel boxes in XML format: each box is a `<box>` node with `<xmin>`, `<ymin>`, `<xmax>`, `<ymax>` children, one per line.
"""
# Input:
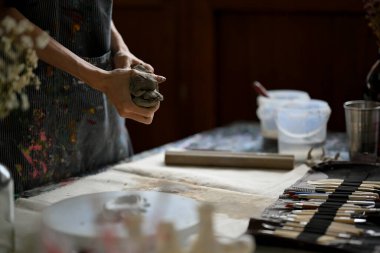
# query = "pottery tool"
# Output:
<box><xmin>252</xmin><ymin>81</ymin><xmax>270</xmax><ymax>97</ymax></box>
<box><xmin>286</xmin><ymin>190</ymin><xmax>379</xmax><ymax>198</ymax></box>
<box><xmin>292</xmin><ymin>207</ymin><xmax>380</xmax><ymax>214</ymax></box>
<box><xmin>285</xmin><ymin>201</ymin><xmax>375</xmax><ymax>210</ymax></box>
<box><xmin>258</xmin><ymin>229</ymin><xmax>331</xmax><ymax>244</ymax></box>
<box><xmin>287</xmin><ymin>198</ymin><xmax>377</xmax><ymax>205</ymax></box>
<box><xmin>291</xmin><ymin>209</ymin><xmax>355</xmax><ymax>216</ymax></box>
<box><xmin>258</xmin><ymin>229</ymin><xmax>361</xmax><ymax>246</ymax></box>
<box><xmin>291</xmin><ymin>193</ymin><xmax>378</xmax><ymax>201</ymax></box>
<box><xmin>262</xmin><ymin>222</ymin><xmax>354</xmax><ymax>238</ymax></box>
<box><xmin>283</xmin><ymin>214</ymin><xmax>366</xmax><ymax>224</ymax></box>
<box><xmin>315</xmin><ymin>186</ymin><xmax>380</xmax><ymax>194</ymax></box>
<box><xmin>164</xmin><ymin>149</ymin><xmax>294</xmax><ymax>170</ymax></box>
<box><xmin>308</xmin><ymin>178</ymin><xmax>380</xmax><ymax>184</ymax></box>
<box><xmin>290</xmin><ymin>210</ymin><xmax>380</xmax><ymax>224</ymax></box>
<box><xmin>279</xmin><ymin>225</ymin><xmax>351</xmax><ymax>239</ymax></box>
<box><xmin>283</xmin><ymin>220</ymin><xmax>364</xmax><ymax>235</ymax></box>
<box><xmin>307</xmin><ymin>179</ymin><xmax>380</xmax><ymax>188</ymax></box>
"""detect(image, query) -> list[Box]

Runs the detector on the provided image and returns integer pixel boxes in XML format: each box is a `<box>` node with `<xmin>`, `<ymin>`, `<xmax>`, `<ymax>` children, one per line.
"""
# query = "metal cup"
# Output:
<box><xmin>344</xmin><ymin>100</ymin><xmax>380</xmax><ymax>162</ymax></box>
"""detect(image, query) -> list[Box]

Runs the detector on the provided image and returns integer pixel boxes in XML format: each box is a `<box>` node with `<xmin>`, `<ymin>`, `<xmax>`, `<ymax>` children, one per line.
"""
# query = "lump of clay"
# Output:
<box><xmin>130</xmin><ymin>64</ymin><xmax>164</xmax><ymax>108</ymax></box>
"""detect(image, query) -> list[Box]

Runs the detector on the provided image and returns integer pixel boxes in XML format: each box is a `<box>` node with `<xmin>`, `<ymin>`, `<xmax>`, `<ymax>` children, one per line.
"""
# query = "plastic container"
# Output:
<box><xmin>256</xmin><ymin>90</ymin><xmax>310</xmax><ymax>139</ymax></box>
<box><xmin>0</xmin><ymin>164</ymin><xmax>14</xmax><ymax>253</ymax></box>
<box><xmin>276</xmin><ymin>99</ymin><xmax>331</xmax><ymax>161</ymax></box>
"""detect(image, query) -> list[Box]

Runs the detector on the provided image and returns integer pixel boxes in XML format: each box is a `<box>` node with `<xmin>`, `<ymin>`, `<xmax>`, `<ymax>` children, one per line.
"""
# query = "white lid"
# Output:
<box><xmin>257</xmin><ymin>89</ymin><xmax>310</xmax><ymax>106</ymax></box>
<box><xmin>0</xmin><ymin>164</ymin><xmax>11</xmax><ymax>187</ymax></box>
<box><xmin>41</xmin><ymin>191</ymin><xmax>199</xmax><ymax>249</ymax></box>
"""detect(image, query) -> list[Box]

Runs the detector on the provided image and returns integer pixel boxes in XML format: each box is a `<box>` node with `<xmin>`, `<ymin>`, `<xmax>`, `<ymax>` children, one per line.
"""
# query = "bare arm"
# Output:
<box><xmin>4</xmin><ymin>7</ymin><xmax>106</xmax><ymax>91</ymax></box>
<box><xmin>110</xmin><ymin>20</ymin><xmax>154</xmax><ymax>72</ymax></box>
<box><xmin>0</xmin><ymin>7</ymin><xmax>165</xmax><ymax>124</ymax></box>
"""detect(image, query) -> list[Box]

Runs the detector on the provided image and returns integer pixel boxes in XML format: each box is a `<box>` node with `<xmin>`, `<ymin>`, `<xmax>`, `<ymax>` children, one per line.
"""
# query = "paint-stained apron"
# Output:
<box><xmin>1</xmin><ymin>0</ymin><xmax>133</xmax><ymax>193</ymax></box>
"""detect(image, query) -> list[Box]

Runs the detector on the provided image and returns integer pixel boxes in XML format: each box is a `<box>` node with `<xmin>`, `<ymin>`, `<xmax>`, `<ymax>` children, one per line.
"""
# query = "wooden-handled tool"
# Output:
<box><xmin>164</xmin><ymin>149</ymin><xmax>294</xmax><ymax>170</ymax></box>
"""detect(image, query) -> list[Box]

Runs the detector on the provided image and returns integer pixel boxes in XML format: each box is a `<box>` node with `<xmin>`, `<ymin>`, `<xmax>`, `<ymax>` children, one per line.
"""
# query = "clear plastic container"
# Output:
<box><xmin>256</xmin><ymin>90</ymin><xmax>310</xmax><ymax>139</ymax></box>
<box><xmin>276</xmin><ymin>99</ymin><xmax>331</xmax><ymax>161</ymax></box>
<box><xmin>0</xmin><ymin>164</ymin><xmax>14</xmax><ymax>253</ymax></box>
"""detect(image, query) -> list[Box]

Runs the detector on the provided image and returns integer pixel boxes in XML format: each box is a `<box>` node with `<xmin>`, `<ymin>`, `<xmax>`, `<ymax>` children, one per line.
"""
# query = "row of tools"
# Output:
<box><xmin>257</xmin><ymin>178</ymin><xmax>380</xmax><ymax>246</ymax></box>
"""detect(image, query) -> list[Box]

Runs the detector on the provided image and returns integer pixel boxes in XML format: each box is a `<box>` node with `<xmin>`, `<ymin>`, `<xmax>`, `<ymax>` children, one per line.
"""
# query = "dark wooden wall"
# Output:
<box><xmin>113</xmin><ymin>0</ymin><xmax>378</xmax><ymax>153</ymax></box>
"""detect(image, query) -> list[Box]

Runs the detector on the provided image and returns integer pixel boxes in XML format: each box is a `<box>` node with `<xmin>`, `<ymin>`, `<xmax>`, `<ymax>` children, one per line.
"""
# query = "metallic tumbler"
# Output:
<box><xmin>344</xmin><ymin>100</ymin><xmax>380</xmax><ymax>162</ymax></box>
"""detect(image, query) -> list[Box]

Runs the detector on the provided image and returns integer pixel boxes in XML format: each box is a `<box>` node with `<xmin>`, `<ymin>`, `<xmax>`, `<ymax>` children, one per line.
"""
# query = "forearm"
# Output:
<box><xmin>111</xmin><ymin>20</ymin><xmax>129</xmax><ymax>54</ymax></box>
<box><xmin>110</xmin><ymin>20</ymin><xmax>155</xmax><ymax>72</ymax></box>
<box><xmin>37</xmin><ymin>38</ymin><xmax>107</xmax><ymax>91</ymax></box>
<box><xmin>3</xmin><ymin>7</ymin><xmax>108</xmax><ymax>92</ymax></box>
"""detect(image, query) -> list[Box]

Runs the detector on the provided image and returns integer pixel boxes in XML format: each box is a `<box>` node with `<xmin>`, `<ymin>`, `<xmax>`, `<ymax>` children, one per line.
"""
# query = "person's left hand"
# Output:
<box><xmin>113</xmin><ymin>50</ymin><xmax>154</xmax><ymax>72</ymax></box>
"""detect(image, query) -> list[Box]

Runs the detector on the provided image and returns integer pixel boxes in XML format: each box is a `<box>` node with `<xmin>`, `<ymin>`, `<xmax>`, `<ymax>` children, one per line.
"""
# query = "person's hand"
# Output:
<box><xmin>112</xmin><ymin>50</ymin><xmax>165</xmax><ymax>112</ymax></box>
<box><xmin>97</xmin><ymin>68</ymin><xmax>166</xmax><ymax>124</ymax></box>
<box><xmin>113</xmin><ymin>50</ymin><xmax>154</xmax><ymax>73</ymax></box>
<box><xmin>130</xmin><ymin>64</ymin><xmax>164</xmax><ymax>108</ymax></box>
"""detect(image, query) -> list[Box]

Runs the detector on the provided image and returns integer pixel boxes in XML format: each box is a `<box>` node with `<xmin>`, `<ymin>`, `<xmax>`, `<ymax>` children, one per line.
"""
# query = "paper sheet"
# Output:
<box><xmin>113</xmin><ymin>152</ymin><xmax>310</xmax><ymax>198</ymax></box>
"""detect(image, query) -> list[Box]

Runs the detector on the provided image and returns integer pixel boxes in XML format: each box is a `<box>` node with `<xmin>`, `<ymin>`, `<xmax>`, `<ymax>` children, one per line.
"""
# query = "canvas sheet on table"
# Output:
<box><xmin>14</xmin><ymin>152</ymin><xmax>310</xmax><ymax>253</ymax></box>
<box><xmin>113</xmin><ymin>152</ymin><xmax>310</xmax><ymax>198</ymax></box>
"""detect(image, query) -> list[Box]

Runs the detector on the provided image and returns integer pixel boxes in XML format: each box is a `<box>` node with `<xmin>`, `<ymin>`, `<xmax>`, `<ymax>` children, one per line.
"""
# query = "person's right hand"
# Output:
<box><xmin>97</xmin><ymin>68</ymin><xmax>166</xmax><ymax>124</ymax></box>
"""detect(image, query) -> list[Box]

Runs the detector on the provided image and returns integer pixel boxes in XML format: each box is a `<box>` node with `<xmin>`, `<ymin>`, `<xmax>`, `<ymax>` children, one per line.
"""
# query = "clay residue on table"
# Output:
<box><xmin>129</xmin><ymin>176</ymin><xmax>275</xmax><ymax>220</ymax></box>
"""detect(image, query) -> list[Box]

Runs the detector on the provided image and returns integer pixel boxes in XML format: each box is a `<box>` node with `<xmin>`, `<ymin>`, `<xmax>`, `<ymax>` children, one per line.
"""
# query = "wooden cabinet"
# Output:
<box><xmin>113</xmin><ymin>0</ymin><xmax>377</xmax><ymax>153</ymax></box>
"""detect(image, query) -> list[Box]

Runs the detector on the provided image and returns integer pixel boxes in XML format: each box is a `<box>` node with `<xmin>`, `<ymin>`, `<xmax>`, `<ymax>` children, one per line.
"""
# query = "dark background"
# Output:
<box><xmin>113</xmin><ymin>0</ymin><xmax>378</xmax><ymax>153</ymax></box>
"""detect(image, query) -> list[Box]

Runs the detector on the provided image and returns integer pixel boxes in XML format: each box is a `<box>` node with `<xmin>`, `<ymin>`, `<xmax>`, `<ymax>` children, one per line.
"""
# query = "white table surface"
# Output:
<box><xmin>14</xmin><ymin>151</ymin><xmax>312</xmax><ymax>253</ymax></box>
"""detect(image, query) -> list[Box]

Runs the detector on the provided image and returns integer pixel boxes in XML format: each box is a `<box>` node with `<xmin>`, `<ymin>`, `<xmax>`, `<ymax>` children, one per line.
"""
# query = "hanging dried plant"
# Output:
<box><xmin>0</xmin><ymin>16</ymin><xmax>49</xmax><ymax>119</ymax></box>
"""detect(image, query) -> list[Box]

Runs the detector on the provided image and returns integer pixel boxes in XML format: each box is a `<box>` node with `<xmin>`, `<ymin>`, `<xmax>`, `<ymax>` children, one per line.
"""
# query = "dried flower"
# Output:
<box><xmin>0</xmin><ymin>16</ymin><xmax>49</xmax><ymax>119</ymax></box>
<box><xmin>364</xmin><ymin>0</ymin><xmax>380</xmax><ymax>47</ymax></box>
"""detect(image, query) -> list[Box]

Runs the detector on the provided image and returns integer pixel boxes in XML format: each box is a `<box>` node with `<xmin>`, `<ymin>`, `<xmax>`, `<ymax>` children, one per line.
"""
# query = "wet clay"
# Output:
<box><xmin>130</xmin><ymin>64</ymin><xmax>164</xmax><ymax>108</ymax></box>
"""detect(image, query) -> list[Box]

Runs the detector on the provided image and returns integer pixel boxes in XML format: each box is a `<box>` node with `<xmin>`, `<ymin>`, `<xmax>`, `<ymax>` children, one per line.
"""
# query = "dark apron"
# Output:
<box><xmin>1</xmin><ymin>0</ymin><xmax>133</xmax><ymax>193</ymax></box>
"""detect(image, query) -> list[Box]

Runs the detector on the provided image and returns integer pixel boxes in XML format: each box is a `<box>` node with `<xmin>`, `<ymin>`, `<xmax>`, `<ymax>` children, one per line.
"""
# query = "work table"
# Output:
<box><xmin>14</xmin><ymin>121</ymin><xmax>349</xmax><ymax>253</ymax></box>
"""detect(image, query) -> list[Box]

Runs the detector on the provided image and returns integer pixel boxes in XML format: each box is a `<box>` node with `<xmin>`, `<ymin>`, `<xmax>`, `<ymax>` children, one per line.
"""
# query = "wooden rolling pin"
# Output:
<box><xmin>164</xmin><ymin>149</ymin><xmax>294</xmax><ymax>170</ymax></box>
